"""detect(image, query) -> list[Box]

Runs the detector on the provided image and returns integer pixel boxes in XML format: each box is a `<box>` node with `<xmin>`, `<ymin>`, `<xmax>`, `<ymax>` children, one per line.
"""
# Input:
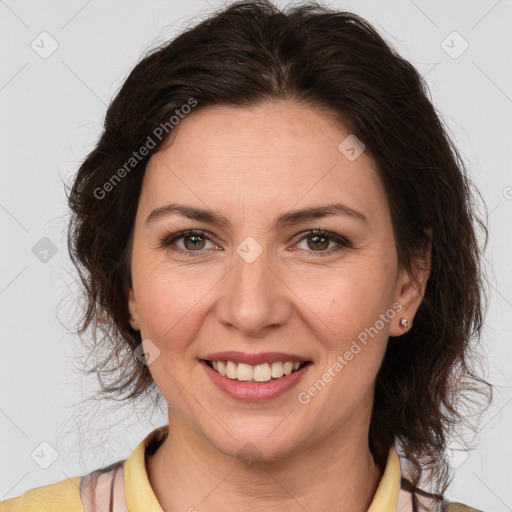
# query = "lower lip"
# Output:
<box><xmin>201</xmin><ymin>360</ymin><xmax>312</xmax><ymax>402</ymax></box>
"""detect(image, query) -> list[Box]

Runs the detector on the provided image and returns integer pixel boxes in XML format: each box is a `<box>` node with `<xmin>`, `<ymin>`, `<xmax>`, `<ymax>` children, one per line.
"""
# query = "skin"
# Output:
<box><xmin>127</xmin><ymin>99</ymin><xmax>431</xmax><ymax>512</ymax></box>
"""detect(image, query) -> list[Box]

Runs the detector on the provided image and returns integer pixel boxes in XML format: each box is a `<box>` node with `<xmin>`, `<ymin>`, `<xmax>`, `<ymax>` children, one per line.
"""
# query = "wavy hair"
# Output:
<box><xmin>66</xmin><ymin>0</ymin><xmax>492</xmax><ymax>505</ymax></box>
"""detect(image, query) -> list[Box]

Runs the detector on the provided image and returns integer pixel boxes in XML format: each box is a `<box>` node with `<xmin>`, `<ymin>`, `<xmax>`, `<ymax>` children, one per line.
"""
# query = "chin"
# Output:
<box><xmin>205</xmin><ymin>421</ymin><xmax>309</xmax><ymax>465</ymax></box>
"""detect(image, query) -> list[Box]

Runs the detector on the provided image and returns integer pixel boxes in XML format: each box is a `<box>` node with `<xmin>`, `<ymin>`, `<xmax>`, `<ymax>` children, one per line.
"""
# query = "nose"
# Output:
<box><xmin>215</xmin><ymin>248</ymin><xmax>292</xmax><ymax>337</ymax></box>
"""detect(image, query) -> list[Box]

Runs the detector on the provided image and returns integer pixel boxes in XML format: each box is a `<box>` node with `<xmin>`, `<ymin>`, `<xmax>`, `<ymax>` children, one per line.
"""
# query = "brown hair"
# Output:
<box><xmin>66</xmin><ymin>0</ymin><xmax>492</xmax><ymax>505</ymax></box>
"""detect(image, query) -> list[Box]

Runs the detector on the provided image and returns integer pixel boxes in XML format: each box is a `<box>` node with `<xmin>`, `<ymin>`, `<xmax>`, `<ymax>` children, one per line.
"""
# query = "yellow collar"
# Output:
<box><xmin>123</xmin><ymin>425</ymin><xmax>401</xmax><ymax>511</ymax></box>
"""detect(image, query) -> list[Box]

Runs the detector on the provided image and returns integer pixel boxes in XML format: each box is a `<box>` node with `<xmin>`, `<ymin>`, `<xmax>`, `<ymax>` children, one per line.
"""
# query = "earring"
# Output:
<box><xmin>399</xmin><ymin>317</ymin><xmax>408</xmax><ymax>330</ymax></box>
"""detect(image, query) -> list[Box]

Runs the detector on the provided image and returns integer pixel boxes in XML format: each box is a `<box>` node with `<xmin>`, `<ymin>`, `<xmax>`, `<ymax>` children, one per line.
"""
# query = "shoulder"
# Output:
<box><xmin>445</xmin><ymin>503</ymin><xmax>485</xmax><ymax>512</ymax></box>
<box><xmin>0</xmin><ymin>476</ymin><xmax>83</xmax><ymax>511</ymax></box>
<box><xmin>0</xmin><ymin>427</ymin><xmax>167</xmax><ymax>512</ymax></box>
<box><xmin>397</xmin><ymin>448</ymin><xmax>485</xmax><ymax>512</ymax></box>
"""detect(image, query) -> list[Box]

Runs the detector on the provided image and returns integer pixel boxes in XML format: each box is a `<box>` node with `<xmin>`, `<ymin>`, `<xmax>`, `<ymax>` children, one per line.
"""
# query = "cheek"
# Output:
<box><xmin>131</xmin><ymin>243</ymin><xmax>221</xmax><ymax>350</ymax></box>
<box><xmin>303</xmin><ymin>277</ymin><xmax>391</xmax><ymax>403</ymax></box>
<box><xmin>136</xmin><ymin>272</ymin><xmax>213</xmax><ymax>345</ymax></box>
<box><xmin>133</xmin><ymin>266</ymin><xmax>216</xmax><ymax>401</ymax></box>
<box><xmin>294</xmin><ymin>261</ymin><xmax>394</xmax><ymax>350</ymax></box>
<box><xmin>291</xmin><ymin>271</ymin><xmax>392</xmax><ymax>433</ymax></box>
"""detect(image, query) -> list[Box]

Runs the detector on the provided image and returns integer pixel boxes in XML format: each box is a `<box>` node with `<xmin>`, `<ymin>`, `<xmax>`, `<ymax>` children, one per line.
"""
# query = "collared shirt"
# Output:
<box><xmin>0</xmin><ymin>425</ymin><xmax>481</xmax><ymax>511</ymax></box>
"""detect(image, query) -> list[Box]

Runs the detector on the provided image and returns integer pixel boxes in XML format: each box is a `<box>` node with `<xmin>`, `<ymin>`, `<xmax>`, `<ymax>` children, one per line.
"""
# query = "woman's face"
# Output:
<box><xmin>128</xmin><ymin>99</ymin><xmax>427</xmax><ymax>461</ymax></box>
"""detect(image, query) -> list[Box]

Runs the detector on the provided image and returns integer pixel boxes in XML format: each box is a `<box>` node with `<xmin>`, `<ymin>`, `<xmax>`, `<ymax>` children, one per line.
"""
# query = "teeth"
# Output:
<box><xmin>254</xmin><ymin>363</ymin><xmax>272</xmax><ymax>382</ymax></box>
<box><xmin>225</xmin><ymin>361</ymin><xmax>237</xmax><ymax>379</ymax></box>
<box><xmin>271</xmin><ymin>361</ymin><xmax>284</xmax><ymax>378</ymax></box>
<box><xmin>208</xmin><ymin>360</ymin><xmax>306</xmax><ymax>382</ymax></box>
<box><xmin>237</xmin><ymin>363</ymin><xmax>253</xmax><ymax>381</ymax></box>
<box><xmin>283</xmin><ymin>362</ymin><xmax>293</xmax><ymax>375</ymax></box>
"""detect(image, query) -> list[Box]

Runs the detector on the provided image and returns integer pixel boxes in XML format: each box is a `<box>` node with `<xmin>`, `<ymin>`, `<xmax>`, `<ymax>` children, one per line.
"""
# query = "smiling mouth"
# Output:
<box><xmin>202</xmin><ymin>359</ymin><xmax>313</xmax><ymax>382</ymax></box>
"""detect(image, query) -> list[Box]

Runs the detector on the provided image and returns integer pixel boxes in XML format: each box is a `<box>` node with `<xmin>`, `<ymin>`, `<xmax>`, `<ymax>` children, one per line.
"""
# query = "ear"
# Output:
<box><xmin>389</xmin><ymin>228</ymin><xmax>432</xmax><ymax>337</ymax></box>
<box><xmin>127</xmin><ymin>286</ymin><xmax>141</xmax><ymax>331</ymax></box>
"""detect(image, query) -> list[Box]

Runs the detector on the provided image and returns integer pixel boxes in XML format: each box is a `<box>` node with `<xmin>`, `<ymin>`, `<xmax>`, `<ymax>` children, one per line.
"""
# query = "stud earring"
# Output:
<box><xmin>399</xmin><ymin>317</ymin><xmax>408</xmax><ymax>330</ymax></box>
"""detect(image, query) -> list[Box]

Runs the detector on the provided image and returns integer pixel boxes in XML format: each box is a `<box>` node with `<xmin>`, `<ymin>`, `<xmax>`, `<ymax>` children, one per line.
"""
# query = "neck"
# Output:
<box><xmin>147</xmin><ymin>414</ymin><xmax>383</xmax><ymax>512</ymax></box>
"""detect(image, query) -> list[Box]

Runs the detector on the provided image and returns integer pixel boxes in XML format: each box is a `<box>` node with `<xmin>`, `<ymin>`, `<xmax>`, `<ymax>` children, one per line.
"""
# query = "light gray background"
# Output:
<box><xmin>1</xmin><ymin>0</ymin><xmax>511</xmax><ymax>509</ymax></box>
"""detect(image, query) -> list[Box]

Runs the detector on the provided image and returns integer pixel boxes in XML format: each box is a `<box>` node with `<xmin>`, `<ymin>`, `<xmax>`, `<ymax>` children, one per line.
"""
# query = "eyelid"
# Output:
<box><xmin>160</xmin><ymin>228</ymin><xmax>351</xmax><ymax>256</ymax></box>
<box><xmin>290</xmin><ymin>229</ymin><xmax>350</xmax><ymax>245</ymax></box>
<box><xmin>160</xmin><ymin>229</ymin><xmax>220</xmax><ymax>253</ymax></box>
<box><xmin>289</xmin><ymin>229</ymin><xmax>352</xmax><ymax>255</ymax></box>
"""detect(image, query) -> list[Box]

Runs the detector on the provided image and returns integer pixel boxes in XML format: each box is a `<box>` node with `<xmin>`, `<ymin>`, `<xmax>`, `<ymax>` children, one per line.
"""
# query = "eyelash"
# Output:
<box><xmin>159</xmin><ymin>229</ymin><xmax>352</xmax><ymax>257</ymax></box>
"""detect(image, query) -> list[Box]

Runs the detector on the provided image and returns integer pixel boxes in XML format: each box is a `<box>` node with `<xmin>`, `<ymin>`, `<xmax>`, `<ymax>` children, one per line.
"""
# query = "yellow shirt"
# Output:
<box><xmin>0</xmin><ymin>425</ymin><xmax>481</xmax><ymax>511</ymax></box>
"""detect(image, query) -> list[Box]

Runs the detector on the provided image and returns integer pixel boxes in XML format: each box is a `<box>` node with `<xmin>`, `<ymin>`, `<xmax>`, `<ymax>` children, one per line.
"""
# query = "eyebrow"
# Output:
<box><xmin>146</xmin><ymin>202</ymin><xmax>369</xmax><ymax>229</ymax></box>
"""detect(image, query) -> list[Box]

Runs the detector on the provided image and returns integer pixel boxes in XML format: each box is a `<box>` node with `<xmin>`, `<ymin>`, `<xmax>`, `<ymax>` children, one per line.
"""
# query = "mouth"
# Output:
<box><xmin>201</xmin><ymin>359</ymin><xmax>313</xmax><ymax>383</ymax></box>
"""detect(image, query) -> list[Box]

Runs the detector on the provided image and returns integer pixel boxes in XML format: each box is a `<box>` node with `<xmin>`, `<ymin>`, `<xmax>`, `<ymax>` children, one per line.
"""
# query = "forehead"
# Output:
<box><xmin>138</xmin><ymin>100</ymin><xmax>388</xmax><ymax>228</ymax></box>
<box><xmin>158</xmin><ymin>99</ymin><xmax>359</xmax><ymax>170</ymax></box>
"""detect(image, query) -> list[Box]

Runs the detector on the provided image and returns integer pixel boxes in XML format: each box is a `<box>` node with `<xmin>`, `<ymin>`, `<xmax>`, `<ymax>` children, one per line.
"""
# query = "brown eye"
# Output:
<box><xmin>160</xmin><ymin>230</ymin><xmax>217</xmax><ymax>255</ymax></box>
<box><xmin>182</xmin><ymin>234</ymin><xmax>207</xmax><ymax>250</ymax></box>
<box><xmin>306</xmin><ymin>234</ymin><xmax>330</xmax><ymax>251</ymax></box>
<box><xmin>294</xmin><ymin>230</ymin><xmax>351</xmax><ymax>255</ymax></box>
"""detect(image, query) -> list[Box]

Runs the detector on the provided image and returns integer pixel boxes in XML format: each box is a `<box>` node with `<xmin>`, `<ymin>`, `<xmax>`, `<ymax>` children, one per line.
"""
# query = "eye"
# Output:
<box><xmin>293</xmin><ymin>229</ymin><xmax>351</xmax><ymax>256</ymax></box>
<box><xmin>160</xmin><ymin>230</ymin><xmax>218</xmax><ymax>255</ymax></box>
<box><xmin>160</xmin><ymin>229</ymin><xmax>351</xmax><ymax>257</ymax></box>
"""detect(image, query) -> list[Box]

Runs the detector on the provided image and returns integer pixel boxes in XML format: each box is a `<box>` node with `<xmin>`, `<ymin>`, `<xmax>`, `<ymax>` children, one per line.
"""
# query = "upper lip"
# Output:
<box><xmin>202</xmin><ymin>351</ymin><xmax>312</xmax><ymax>365</ymax></box>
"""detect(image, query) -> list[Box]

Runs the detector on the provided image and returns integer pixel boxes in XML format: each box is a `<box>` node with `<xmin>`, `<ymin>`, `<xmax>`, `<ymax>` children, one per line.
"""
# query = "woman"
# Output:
<box><xmin>0</xmin><ymin>1</ymin><xmax>491</xmax><ymax>511</ymax></box>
